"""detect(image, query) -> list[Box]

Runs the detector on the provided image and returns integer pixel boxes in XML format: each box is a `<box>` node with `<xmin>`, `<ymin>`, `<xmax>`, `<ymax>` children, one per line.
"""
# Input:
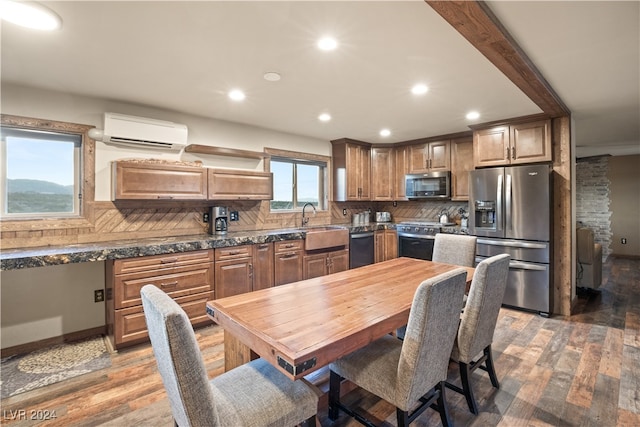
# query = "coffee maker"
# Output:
<box><xmin>209</xmin><ymin>206</ymin><xmax>228</xmax><ymax>235</ymax></box>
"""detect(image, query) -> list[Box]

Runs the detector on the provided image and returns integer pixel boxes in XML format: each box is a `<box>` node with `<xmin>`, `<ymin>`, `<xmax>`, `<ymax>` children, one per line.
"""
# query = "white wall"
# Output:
<box><xmin>1</xmin><ymin>83</ymin><xmax>331</xmax><ymax>348</ymax></box>
<box><xmin>2</xmin><ymin>83</ymin><xmax>331</xmax><ymax>200</ymax></box>
<box><xmin>1</xmin><ymin>262</ymin><xmax>106</xmax><ymax>347</ymax></box>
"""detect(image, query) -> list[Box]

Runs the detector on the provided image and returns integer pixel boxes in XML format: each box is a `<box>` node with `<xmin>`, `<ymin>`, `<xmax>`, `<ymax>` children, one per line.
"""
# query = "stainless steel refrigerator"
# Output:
<box><xmin>469</xmin><ymin>164</ymin><xmax>553</xmax><ymax>316</ymax></box>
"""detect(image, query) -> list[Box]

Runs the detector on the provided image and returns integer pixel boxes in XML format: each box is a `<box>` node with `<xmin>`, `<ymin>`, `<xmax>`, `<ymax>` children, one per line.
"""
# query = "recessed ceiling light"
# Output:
<box><xmin>228</xmin><ymin>89</ymin><xmax>246</xmax><ymax>101</ymax></box>
<box><xmin>411</xmin><ymin>84</ymin><xmax>429</xmax><ymax>95</ymax></box>
<box><xmin>317</xmin><ymin>37</ymin><xmax>338</xmax><ymax>51</ymax></box>
<box><xmin>318</xmin><ymin>113</ymin><xmax>331</xmax><ymax>122</ymax></box>
<box><xmin>0</xmin><ymin>0</ymin><xmax>62</xmax><ymax>31</ymax></box>
<box><xmin>466</xmin><ymin>111</ymin><xmax>480</xmax><ymax>120</ymax></box>
<box><xmin>379</xmin><ymin>129</ymin><xmax>391</xmax><ymax>137</ymax></box>
<box><xmin>263</xmin><ymin>72</ymin><xmax>281</xmax><ymax>82</ymax></box>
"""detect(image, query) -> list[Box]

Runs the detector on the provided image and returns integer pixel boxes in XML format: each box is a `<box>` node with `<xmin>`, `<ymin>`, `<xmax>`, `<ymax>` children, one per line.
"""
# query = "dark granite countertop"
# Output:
<box><xmin>0</xmin><ymin>223</ymin><xmax>401</xmax><ymax>271</ymax></box>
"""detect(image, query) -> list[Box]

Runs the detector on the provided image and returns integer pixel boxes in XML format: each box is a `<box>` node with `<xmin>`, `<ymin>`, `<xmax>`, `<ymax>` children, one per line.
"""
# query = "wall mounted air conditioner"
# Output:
<box><xmin>88</xmin><ymin>112</ymin><xmax>188</xmax><ymax>150</ymax></box>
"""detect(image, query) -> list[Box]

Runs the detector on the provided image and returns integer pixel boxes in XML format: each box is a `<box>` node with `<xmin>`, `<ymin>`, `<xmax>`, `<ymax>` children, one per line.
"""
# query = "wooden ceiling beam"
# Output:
<box><xmin>426</xmin><ymin>0</ymin><xmax>570</xmax><ymax>118</ymax></box>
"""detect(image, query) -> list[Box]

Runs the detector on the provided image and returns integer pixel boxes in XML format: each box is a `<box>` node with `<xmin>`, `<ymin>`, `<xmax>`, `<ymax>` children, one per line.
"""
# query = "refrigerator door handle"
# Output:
<box><xmin>505</xmin><ymin>173</ymin><xmax>512</xmax><ymax>232</ymax></box>
<box><xmin>497</xmin><ymin>174</ymin><xmax>503</xmax><ymax>232</ymax></box>
<box><xmin>477</xmin><ymin>238</ymin><xmax>548</xmax><ymax>249</ymax></box>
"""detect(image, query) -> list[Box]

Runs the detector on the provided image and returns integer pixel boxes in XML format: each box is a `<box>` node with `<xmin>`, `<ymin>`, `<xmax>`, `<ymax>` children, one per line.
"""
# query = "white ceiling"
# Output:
<box><xmin>1</xmin><ymin>1</ymin><xmax>638</xmax><ymax>157</ymax></box>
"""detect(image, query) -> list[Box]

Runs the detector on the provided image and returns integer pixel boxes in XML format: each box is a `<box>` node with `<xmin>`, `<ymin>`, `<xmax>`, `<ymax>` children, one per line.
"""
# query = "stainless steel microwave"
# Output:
<box><xmin>405</xmin><ymin>171</ymin><xmax>451</xmax><ymax>200</ymax></box>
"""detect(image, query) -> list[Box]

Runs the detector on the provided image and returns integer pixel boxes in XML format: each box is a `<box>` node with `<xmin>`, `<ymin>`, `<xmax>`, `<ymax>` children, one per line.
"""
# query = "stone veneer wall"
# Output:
<box><xmin>576</xmin><ymin>157</ymin><xmax>612</xmax><ymax>260</ymax></box>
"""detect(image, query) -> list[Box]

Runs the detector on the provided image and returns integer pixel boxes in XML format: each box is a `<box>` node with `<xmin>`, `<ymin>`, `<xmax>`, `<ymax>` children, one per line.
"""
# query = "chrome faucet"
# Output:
<box><xmin>302</xmin><ymin>203</ymin><xmax>316</xmax><ymax>227</ymax></box>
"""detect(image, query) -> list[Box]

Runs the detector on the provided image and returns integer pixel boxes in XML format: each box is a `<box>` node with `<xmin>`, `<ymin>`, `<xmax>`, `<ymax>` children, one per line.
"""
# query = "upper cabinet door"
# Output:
<box><xmin>112</xmin><ymin>161</ymin><xmax>208</xmax><ymax>200</ymax></box>
<box><xmin>208</xmin><ymin>169</ymin><xmax>273</xmax><ymax>200</ymax></box>
<box><xmin>408</xmin><ymin>141</ymin><xmax>450</xmax><ymax>173</ymax></box>
<box><xmin>473</xmin><ymin>126</ymin><xmax>510</xmax><ymax>167</ymax></box>
<box><xmin>331</xmin><ymin>139</ymin><xmax>372</xmax><ymax>201</ymax></box>
<box><xmin>427</xmin><ymin>140</ymin><xmax>451</xmax><ymax>171</ymax></box>
<box><xmin>510</xmin><ymin>120</ymin><xmax>551</xmax><ymax>164</ymax></box>
<box><xmin>409</xmin><ymin>143</ymin><xmax>429</xmax><ymax>173</ymax></box>
<box><xmin>474</xmin><ymin>119</ymin><xmax>552</xmax><ymax>167</ymax></box>
<box><xmin>394</xmin><ymin>146</ymin><xmax>409</xmax><ymax>200</ymax></box>
<box><xmin>450</xmin><ymin>136</ymin><xmax>474</xmax><ymax>201</ymax></box>
<box><xmin>371</xmin><ymin>147</ymin><xmax>394</xmax><ymax>201</ymax></box>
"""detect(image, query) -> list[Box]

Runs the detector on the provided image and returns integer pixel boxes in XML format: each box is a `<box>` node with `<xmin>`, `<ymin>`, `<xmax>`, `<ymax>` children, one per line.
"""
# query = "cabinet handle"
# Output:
<box><xmin>281</xmin><ymin>253</ymin><xmax>297</xmax><ymax>259</ymax></box>
<box><xmin>511</xmin><ymin>146</ymin><xmax>516</xmax><ymax>159</ymax></box>
<box><xmin>258</xmin><ymin>244</ymin><xmax>269</xmax><ymax>249</ymax></box>
<box><xmin>161</xmin><ymin>258</ymin><xmax>178</xmax><ymax>264</ymax></box>
<box><xmin>156</xmin><ymin>196</ymin><xmax>174</xmax><ymax>199</ymax></box>
<box><xmin>249</xmin><ymin>263</ymin><xmax>253</xmax><ymax>278</ymax></box>
<box><xmin>284</xmin><ymin>243</ymin><xmax>295</xmax><ymax>248</ymax></box>
<box><xmin>506</xmin><ymin>147</ymin><xmax>510</xmax><ymax>160</ymax></box>
<box><xmin>160</xmin><ymin>281</ymin><xmax>178</xmax><ymax>288</ymax></box>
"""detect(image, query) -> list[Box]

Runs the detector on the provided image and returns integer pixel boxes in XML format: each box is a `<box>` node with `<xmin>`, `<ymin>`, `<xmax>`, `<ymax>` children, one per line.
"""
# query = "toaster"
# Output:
<box><xmin>375</xmin><ymin>211</ymin><xmax>391</xmax><ymax>222</ymax></box>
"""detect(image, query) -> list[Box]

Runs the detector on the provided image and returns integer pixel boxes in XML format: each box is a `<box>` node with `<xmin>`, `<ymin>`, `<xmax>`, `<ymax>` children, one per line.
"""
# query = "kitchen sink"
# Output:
<box><xmin>302</xmin><ymin>226</ymin><xmax>349</xmax><ymax>251</ymax></box>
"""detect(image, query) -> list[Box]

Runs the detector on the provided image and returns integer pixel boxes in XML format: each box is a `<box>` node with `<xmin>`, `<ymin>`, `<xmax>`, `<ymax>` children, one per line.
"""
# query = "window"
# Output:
<box><xmin>1</xmin><ymin>127</ymin><xmax>82</xmax><ymax>218</ymax></box>
<box><xmin>0</xmin><ymin>115</ymin><xmax>94</xmax><ymax>225</ymax></box>
<box><xmin>270</xmin><ymin>156</ymin><xmax>327</xmax><ymax>211</ymax></box>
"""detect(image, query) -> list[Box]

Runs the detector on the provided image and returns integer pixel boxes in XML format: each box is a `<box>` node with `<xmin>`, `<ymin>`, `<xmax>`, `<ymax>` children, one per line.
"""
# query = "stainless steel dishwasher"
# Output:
<box><xmin>349</xmin><ymin>231</ymin><xmax>375</xmax><ymax>269</ymax></box>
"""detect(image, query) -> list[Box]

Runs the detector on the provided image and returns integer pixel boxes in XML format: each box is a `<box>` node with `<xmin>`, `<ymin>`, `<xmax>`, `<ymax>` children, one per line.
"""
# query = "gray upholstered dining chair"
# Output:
<box><xmin>328</xmin><ymin>268</ymin><xmax>468</xmax><ymax>427</ymax></box>
<box><xmin>140</xmin><ymin>284</ymin><xmax>319</xmax><ymax>427</ymax></box>
<box><xmin>432</xmin><ymin>233</ymin><xmax>477</xmax><ymax>267</ymax></box>
<box><xmin>446</xmin><ymin>253</ymin><xmax>510</xmax><ymax>415</ymax></box>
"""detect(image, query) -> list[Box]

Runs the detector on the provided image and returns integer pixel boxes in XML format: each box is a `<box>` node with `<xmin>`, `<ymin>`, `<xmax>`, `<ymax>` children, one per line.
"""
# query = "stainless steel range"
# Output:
<box><xmin>396</xmin><ymin>222</ymin><xmax>443</xmax><ymax>260</ymax></box>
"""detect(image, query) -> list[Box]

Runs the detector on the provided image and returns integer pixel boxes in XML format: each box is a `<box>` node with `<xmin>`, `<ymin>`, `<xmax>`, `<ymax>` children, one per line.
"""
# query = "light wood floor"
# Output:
<box><xmin>1</xmin><ymin>257</ymin><xmax>638</xmax><ymax>426</ymax></box>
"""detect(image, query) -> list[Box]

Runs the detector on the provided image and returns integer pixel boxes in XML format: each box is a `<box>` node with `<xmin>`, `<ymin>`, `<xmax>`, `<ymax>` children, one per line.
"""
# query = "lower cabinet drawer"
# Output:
<box><xmin>114</xmin><ymin>262</ymin><xmax>214</xmax><ymax>309</ymax></box>
<box><xmin>114</xmin><ymin>291</ymin><xmax>214</xmax><ymax>348</ymax></box>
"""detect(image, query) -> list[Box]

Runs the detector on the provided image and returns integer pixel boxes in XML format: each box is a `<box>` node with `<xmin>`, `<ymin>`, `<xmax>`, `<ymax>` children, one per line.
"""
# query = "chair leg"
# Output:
<box><xmin>459</xmin><ymin>361</ymin><xmax>479</xmax><ymax>415</ymax></box>
<box><xmin>484</xmin><ymin>345</ymin><xmax>500</xmax><ymax>389</ymax></box>
<box><xmin>396</xmin><ymin>408</ymin><xmax>410</xmax><ymax>427</ymax></box>
<box><xmin>436</xmin><ymin>381</ymin><xmax>451</xmax><ymax>427</ymax></box>
<box><xmin>328</xmin><ymin>370</ymin><xmax>342</xmax><ymax>421</ymax></box>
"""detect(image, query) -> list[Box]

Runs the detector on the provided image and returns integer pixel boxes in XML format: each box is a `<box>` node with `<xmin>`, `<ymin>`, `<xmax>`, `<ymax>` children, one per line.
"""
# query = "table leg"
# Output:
<box><xmin>223</xmin><ymin>330</ymin><xmax>258</xmax><ymax>371</ymax></box>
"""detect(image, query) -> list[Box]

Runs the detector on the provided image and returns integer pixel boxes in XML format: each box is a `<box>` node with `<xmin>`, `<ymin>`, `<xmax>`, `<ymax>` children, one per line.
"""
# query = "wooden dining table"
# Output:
<box><xmin>206</xmin><ymin>257</ymin><xmax>474</xmax><ymax>381</ymax></box>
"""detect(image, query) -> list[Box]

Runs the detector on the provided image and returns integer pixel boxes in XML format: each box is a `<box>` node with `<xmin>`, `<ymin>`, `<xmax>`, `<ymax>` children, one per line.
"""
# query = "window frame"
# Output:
<box><xmin>264</xmin><ymin>148</ymin><xmax>330</xmax><ymax>212</ymax></box>
<box><xmin>1</xmin><ymin>127</ymin><xmax>83</xmax><ymax>218</ymax></box>
<box><xmin>0</xmin><ymin>114</ymin><xmax>95</xmax><ymax>232</ymax></box>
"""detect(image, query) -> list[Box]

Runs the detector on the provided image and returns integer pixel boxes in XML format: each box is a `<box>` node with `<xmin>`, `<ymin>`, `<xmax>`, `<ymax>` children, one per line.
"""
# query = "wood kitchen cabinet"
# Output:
<box><xmin>473</xmin><ymin>119</ymin><xmax>551</xmax><ymax>167</ymax></box>
<box><xmin>252</xmin><ymin>242</ymin><xmax>274</xmax><ymax>291</ymax></box>
<box><xmin>274</xmin><ymin>240</ymin><xmax>303</xmax><ymax>286</ymax></box>
<box><xmin>408</xmin><ymin>140</ymin><xmax>450</xmax><ymax>173</ymax></box>
<box><xmin>331</xmin><ymin>138</ymin><xmax>371</xmax><ymax>201</ymax></box>
<box><xmin>303</xmin><ymin>248</ymin><xmax>349</xmax><ymax>280</ymax></box>
<box><xmin>371</xmin><ymin>147</ymin><xmax>394</xmax><ymax>201</ymax></box>
<box><xmin>112</xmin><ymin>161</ymin><xmax>208</xmax><ymax>200</ymax></box>
<box><xmin>375</xmin><ymin>230</ymin><xmax>398</xmax><ymax>263</ymax></box>
<box><xmin>105</xmin><ymin>249</ymin><xmax>214</xmax><ymax>349</ymax></box>
<box><xmin>394</xmin><ymin>146</ymin><xmax>409</xmax><ymax>200</ymax></box>
<box><xmin>450</xmin><ymin>136</ymin><xmax>474</xmax><ymax>201</ymax></box>
<box><xmin>208</xmin><ymin>168</ymin><xmax>273</xmax><ymax>200</ymax></box>
<box><xmin>215</xmin><ymin>243</ymin><xmax>274</xmax><ymax>299</ymax></box>
<box><xmin>214</xmin><ymin>245</ymin><xmax>253</xmax><ymax>299</ymax></box>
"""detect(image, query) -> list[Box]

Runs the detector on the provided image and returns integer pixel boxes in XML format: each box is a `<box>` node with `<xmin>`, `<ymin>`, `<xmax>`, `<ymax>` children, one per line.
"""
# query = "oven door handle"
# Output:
<box><xmin>397</xmin><ymin>233</ymin><xmax>436</xmax><ymax>239</ymax></box>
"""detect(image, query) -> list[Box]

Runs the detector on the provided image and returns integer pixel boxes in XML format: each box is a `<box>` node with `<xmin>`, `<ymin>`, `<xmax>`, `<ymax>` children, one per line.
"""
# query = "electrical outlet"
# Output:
<box><xmin>621</xmin><ymin>238</ymin><xmax>627</xmax><ymax>244</ymax></box>
<box><xmin>230</xmin><ymin>211</ymin><xmax>239</xmax><ymax>221</ymax></box>
<box><xmin>343</xmin><ymin>208</ymin><xmax>347</xmax><ymax>216</ymax></box>
<box><xmin>203</xmin><ymin>212</ymin><xmax>209</xmax><ymax>223</ymax></box>
<box><xmin>94</xmin><ymin>289</ymin><xmax>104</xmax><ymax>303</ymax></box>
<box><xmin>393</xmin><ymin>201</ymin><xmax>397</xmax><ymax>207</ymax></box>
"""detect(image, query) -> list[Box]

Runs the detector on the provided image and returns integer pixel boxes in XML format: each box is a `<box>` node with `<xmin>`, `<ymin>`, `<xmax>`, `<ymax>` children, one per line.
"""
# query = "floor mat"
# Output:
<box><xmin>1</xmin><ymin>336</ymin><xmax>111</xmax><ymax>399</ymax></box>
